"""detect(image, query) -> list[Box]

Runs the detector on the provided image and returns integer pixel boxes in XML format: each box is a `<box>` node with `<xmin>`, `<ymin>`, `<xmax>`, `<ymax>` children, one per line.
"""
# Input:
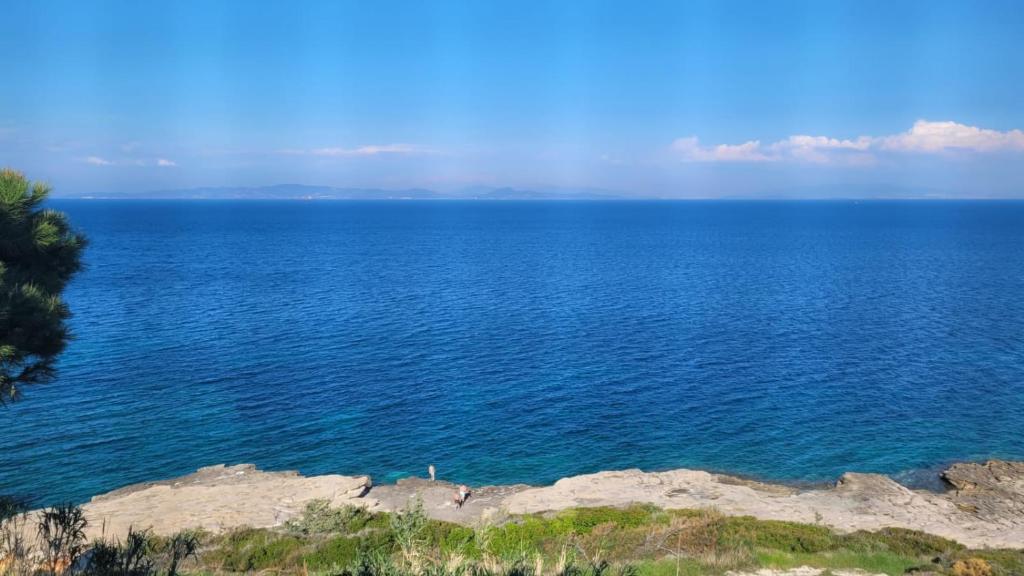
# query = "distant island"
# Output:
<box><xmin>65</xmin><ymin>185</ymin><xmax>627</xmax><ymax>201</ymax></box>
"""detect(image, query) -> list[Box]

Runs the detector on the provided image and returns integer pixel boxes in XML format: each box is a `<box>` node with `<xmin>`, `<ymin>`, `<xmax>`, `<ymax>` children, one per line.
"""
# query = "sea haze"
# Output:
<box><xmin>66</xmin><ymin>185</ymin><xmax>624</xmax><ymax>201</ymax></box>
<box><xmin>3</xmin><ymin>200</ymin><xmax>1024</xmax><ymax>504</ymax></box>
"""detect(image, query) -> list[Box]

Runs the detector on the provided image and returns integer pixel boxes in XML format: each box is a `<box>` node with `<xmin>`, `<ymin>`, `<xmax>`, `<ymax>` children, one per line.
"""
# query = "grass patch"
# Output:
<box><xmin>560</xmin><ymin>505</ymin><xmax>667</xmax><ymax>533</ymax></box>
<box><xmin>303</xmin><ymin>535</ymin><xmax>362</xmax><ymax>570</ymax></box>
<box><xmin>202</xmin><ymin>528</ymin><xmax>305</xmax><ymax>572</ymax></box>
<box><xmin>718</xmin><ymin>515</ymin><xmax>837</xmax><ymax>553</ymax></box>
<box><xmin>755</xmin><ymin>549</ymin><xmax>923</xmax><ymax>575</ymax></box>
<box><xmin>189</xmin><ymin>502</ymin><xmax>1024</xmax><ymax>575</ymax></box>
<box><xmin>285</xmin><ymin>500</ymin><xmax>375</xmax><ymax>536</ymax></box>
<box><xmin>633</xmin><ymin>557</ymin><xmax>724</xmax><ymax>576</ymax></box>
<box><xmin>842</xmin><ymin>526</ymin><xmax>964</xmax><ymax>557</ymax></box>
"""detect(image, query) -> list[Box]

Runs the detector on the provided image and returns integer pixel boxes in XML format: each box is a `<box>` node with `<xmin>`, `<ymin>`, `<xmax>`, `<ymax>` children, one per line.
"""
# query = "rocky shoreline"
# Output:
<box><xmin>75</xmin><ymin>460</ymin><xmax>1024</xmax><ymax>549</ymax></box>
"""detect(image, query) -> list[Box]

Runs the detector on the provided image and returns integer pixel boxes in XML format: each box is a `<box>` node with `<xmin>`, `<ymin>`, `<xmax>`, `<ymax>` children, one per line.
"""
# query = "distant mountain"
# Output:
<box><xmin>71</xmin><ymin>184</ymin><xmax>628</xmax><ymax>200</ymax></box>
<box><xmin>65</xmin><ymin>183</ymin><xmax>981</xmax><ymax>201</ymax></box>
<box><xmin>117</xmin><ymin>184</ymin><xmax>445</xmax><ymax>200</ymax></box>
<box><xmin>723</xmin><ymin>183</ymin><xmax>953</xmax><ymax>200</ymax></box>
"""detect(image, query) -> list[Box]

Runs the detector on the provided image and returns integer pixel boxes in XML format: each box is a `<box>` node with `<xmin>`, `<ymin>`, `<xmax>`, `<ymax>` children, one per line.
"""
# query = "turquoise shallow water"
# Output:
<box><xmin>3</xmin><ymin>200</ymin><xmax>1024</xmax><ymax>504</ymax></box>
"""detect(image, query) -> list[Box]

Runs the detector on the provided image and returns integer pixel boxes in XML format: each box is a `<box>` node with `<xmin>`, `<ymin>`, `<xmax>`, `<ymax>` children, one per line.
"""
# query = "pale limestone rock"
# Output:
<box><xmin>502</xmin><ymin>462</ymin><xmax>1024</xmax><ymax>548</ymax></box>
<box><xmin>81</xmin><ymin>464</ymin><xmax>373</xmax><ymax>540</ymax></box>
<box><xmin>65</xmin><ymin>460</ymin><xmax>1024</xmax><ymax>548</ymax></box>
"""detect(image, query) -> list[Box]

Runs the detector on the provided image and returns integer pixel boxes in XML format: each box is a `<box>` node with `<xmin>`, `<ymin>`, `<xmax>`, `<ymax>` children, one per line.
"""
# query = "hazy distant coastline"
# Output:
<box><xmin>50</xmin><ymin>182</ymin><xmax>1015</xmax><ymax>200</ymax></box>
<box><xmin>62</xmin><ymin>184</ymin><xmax>627</xmax><ymax>201</ymax></box>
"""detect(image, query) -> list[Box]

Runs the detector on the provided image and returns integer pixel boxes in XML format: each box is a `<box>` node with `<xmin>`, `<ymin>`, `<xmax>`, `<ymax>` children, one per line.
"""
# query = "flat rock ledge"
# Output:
<box><xmin>82</xmin><ymin>464</ymin><xmax>372</xmax><ymax>538</ymax></box>
<box><xmin>74</xmin><ymin>461</ymin><xmax>1024</xmax><ymax>549</ymax></box>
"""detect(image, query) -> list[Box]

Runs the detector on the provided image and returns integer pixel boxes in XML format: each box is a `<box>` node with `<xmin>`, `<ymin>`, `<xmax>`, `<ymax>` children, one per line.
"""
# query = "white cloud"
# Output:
<box><xmin>284</xmin><ymin>143</ymin><xmax>432</xmax><ymax>157</ymax></box>
<box><xmin>46</xmin><ymin>141</ymin><xmax>81</xmax><ymax>152</ymax></box>
<box><xmin>671</xmin><ymin>137</ymin><xmax>772</xmax><ymax>162</ymax></box>
<box><xmin>769</xmin><ymin>135</ymin><xmax>875</xmax><ymax>164</ymax></box>
<box><xmin>779</xmin><ymin>135</ymin><xmax>873</xmax><ymax>151</ymax></box>
<box><xmin>879</xmin><ymin>120</ymin><xmax>1024</xmax><ymax>152</ymax></box>
<box><xmin>669</xmin><ymin>137</ymin><xmax>703</xmax><ymax>159</ymax></box>
<box><xmin>80</xmin><ymin>156</ymin><xmax>178</xmax><ymax>167</ymax></box>
<box><xmin>672</xmin><ymin>120</ymin><xmax>1024</xmax><ymax>164</ymax></box>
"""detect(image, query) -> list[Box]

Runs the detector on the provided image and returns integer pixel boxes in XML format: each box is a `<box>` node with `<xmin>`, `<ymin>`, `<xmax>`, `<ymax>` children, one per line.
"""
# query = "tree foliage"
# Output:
<box><xmin>0</xmin><ymin>168</ymin><xmax>86</xmax><ymax>403</ymax></box>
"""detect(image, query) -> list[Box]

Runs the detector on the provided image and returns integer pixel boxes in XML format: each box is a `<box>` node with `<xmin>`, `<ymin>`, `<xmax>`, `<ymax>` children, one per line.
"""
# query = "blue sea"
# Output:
<box><xmin>4</xmin><ymin>200</ymin><xmax>1024</xmax><ymax>504</ymax></box>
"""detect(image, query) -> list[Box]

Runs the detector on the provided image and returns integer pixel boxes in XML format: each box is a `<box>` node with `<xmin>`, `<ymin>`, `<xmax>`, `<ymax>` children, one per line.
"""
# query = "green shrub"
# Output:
<box><xmin>558</xmin><ymin>505</ymin><xmax>665</xmax><ymax>534</ymax></box>
<box><xmin>718</xmin><ymin>516</ymin><xmax>836</xmax><ymax>553</ymax></box>
<box><xmin>189</xmin><ymin>504</ymin><xmax>1024</xmax><ymax>576</ymax></box>
<box><xmin>245</xmin><ymin>536</ymin><xmax>304</xmax><ymax>570</ymax></box>
<box><xmin>483</xmin><ymin>516</ymin><xmax>565</xmax><ymax>559</ymax></box>
<box><xmin>578</xmin><ymin>524</ymin><xmax>652</xmax><ymax>563</ymax></box>
<box><xmin>364</xmin><ymin>512</ymin><xmax>394</xmax><ymax>532</ymax></box>
<box><xmin>304</xmin><ymin>535</ymin><xmax>361</xmax><ymax>570</ymax></box>
<box><xmin>286</xmin><ymin>500</ymin><xmax>374</xmax><ymax>536</ymax></box>
<box><xmin>632</xmin><ymin>557</ymin><xmax>722</xmax><ymax>576</ymax></box>
<box><xmin>439</xmin><ymin>525</ymin><xmax>478</xmax><ymax>557</ymax></box>
<box><xmin>841</xmin><ymin>526</ymin><xmax>962</xmax><ymax>557</ymax></box>
<box><xmin>962</xmin><ymin>550</ymin><xmax>1024</xmax><ymax>576</ymax></box>
<box><xmin>421</xmin><ymin>520</ymin><xmax>476</xmax><ymax>555</ymax></box>
<box><xmin>37</xmin><ymin>503</ymin><xmax>88</xmax><ymax>576</ymax></box>
<box><xmin>389</xmin><ymin>497</ymin><xmax>428</xmax><ymax>561</ymax></box>
<box><xmin>205</xmin><ymin>528</ymin><xmax>304</xmax><ymax>572</ymax></box>
<box><xmin>754</xmin><ymin>549</ymin><xmax>920</xmax><ymax>576</ymax></box>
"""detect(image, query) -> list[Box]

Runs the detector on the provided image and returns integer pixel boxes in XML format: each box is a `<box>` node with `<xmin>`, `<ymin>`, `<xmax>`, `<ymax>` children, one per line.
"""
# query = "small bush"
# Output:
<box><xmin>952</xmin><ymin>557</ymin><xmax>994</xmax><ymax>576</ymax></box>
<box><xmin>304</xmin><ymin>535</ymin><xmax>361</xmax><ymax>570</ymax></box>
<box><xmin>389</xmin><ymin>497</ymin><xmax>428</xmax><ymax>562</ymax></box>
<box><xmin>963</xmin><ymin>550</ymin><xmax>1024</xmax><ymax>576</ymax></box>
<box><xmin>37</xmin><ymin>503</ymin><xmax>88</xmax><ymax>576</ymax></box>
<box><xmin>484</xmin><ymin>516</ymin><xmax>565</xmax><ymax>559</ymax></box>
<box><xmin>83</xmin><ymin>528</ymin><xmax>154</xmax><ymax>576</ymax></box>
<box><xmin>1</xmin><ymin>507</ymin><xmax>34</xmax><ymax>576</ymax></box>
<box><xmin>842</xmin><ymin>526</ymin><xmax>963</xmax><ymax>557</ymax></box>
<box><xmin>718</xmin><ymin>515</ymin><xmax>835</xmax><ymax>553</ymax></box>
<box><xmin>205</xmin><ymin>528</ymin><xmax>304</xmax><ymax>572</ymax></box>
<box><xmin>438</xmin><ymin>525</ymin><xmax>477</xmax><ymax>557</ymax></box>
<box><xmin>753</xmin><ymin>549</ymin><xmax>920</xmax><ymax>575</ymax></box>
<box><xmin>286</xmin><ymin>500</ymin><xmax>373</xmax><ymax>536</ymax></box>
<box><xmin>245</xmin><ymin>535</ymin><xmax>304</xmax><ymax>570</ymax></box>
<box><xmin>560</xmin><ymin>505</ymin><xmax>664</xmax><ymax>534</ymax></box>
<box><xmin>164</xmin><ymin>530</ymin><xmax>200</xmax><ymax>576</ymax></box>
<box><xmin>579</xmin><ymin>523</ymin><xmax>650</xmax><ymax>564</ymax></box>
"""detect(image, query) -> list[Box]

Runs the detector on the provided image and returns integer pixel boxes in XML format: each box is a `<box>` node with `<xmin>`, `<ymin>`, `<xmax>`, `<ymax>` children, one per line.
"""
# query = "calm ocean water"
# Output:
<box><xmin>4</xmin><ymin>200</ymin><xmax>1024</xmax><ymax>504</ymax></box>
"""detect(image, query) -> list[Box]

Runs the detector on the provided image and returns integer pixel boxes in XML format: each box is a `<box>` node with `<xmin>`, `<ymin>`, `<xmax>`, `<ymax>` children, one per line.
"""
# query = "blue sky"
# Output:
<box><xmin>2</xmin><ymin>0</ymin><xmax>1023</xmax><ymax>197</ymax></box>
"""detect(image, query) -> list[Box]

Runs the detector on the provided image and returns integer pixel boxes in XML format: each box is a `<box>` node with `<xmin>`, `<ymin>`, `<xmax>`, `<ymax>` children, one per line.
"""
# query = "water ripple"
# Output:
<box><xmin>2</xmin><ymin>200</ymin><xmax>1023</xmax><ymax>505</ymax></box>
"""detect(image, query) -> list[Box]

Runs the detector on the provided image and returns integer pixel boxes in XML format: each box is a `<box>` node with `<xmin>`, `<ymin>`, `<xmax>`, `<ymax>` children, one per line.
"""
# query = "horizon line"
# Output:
<box><xmin>50</xmin><ymin>196</ymin><xmax>1024</xmax><ymax>202</ymax></box>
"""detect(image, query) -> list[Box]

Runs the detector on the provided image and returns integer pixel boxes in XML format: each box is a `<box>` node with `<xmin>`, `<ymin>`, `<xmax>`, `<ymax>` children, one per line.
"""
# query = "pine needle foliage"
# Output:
<box><xmin>0</xmin><ymin>168</ymin><xmax>86</xmax><ymax>403</ymax></box>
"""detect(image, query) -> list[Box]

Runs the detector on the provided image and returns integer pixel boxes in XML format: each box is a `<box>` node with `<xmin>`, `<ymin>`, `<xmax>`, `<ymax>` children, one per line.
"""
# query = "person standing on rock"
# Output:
<box><xmin>456</xmin><ymin>484</ymin><xmax>471</xmax><ymax>508</ymax></box>
<box><xmin>428</xmin><ymin>464</ymin><xmax>436</xmax><ymax>482</ymax></box>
